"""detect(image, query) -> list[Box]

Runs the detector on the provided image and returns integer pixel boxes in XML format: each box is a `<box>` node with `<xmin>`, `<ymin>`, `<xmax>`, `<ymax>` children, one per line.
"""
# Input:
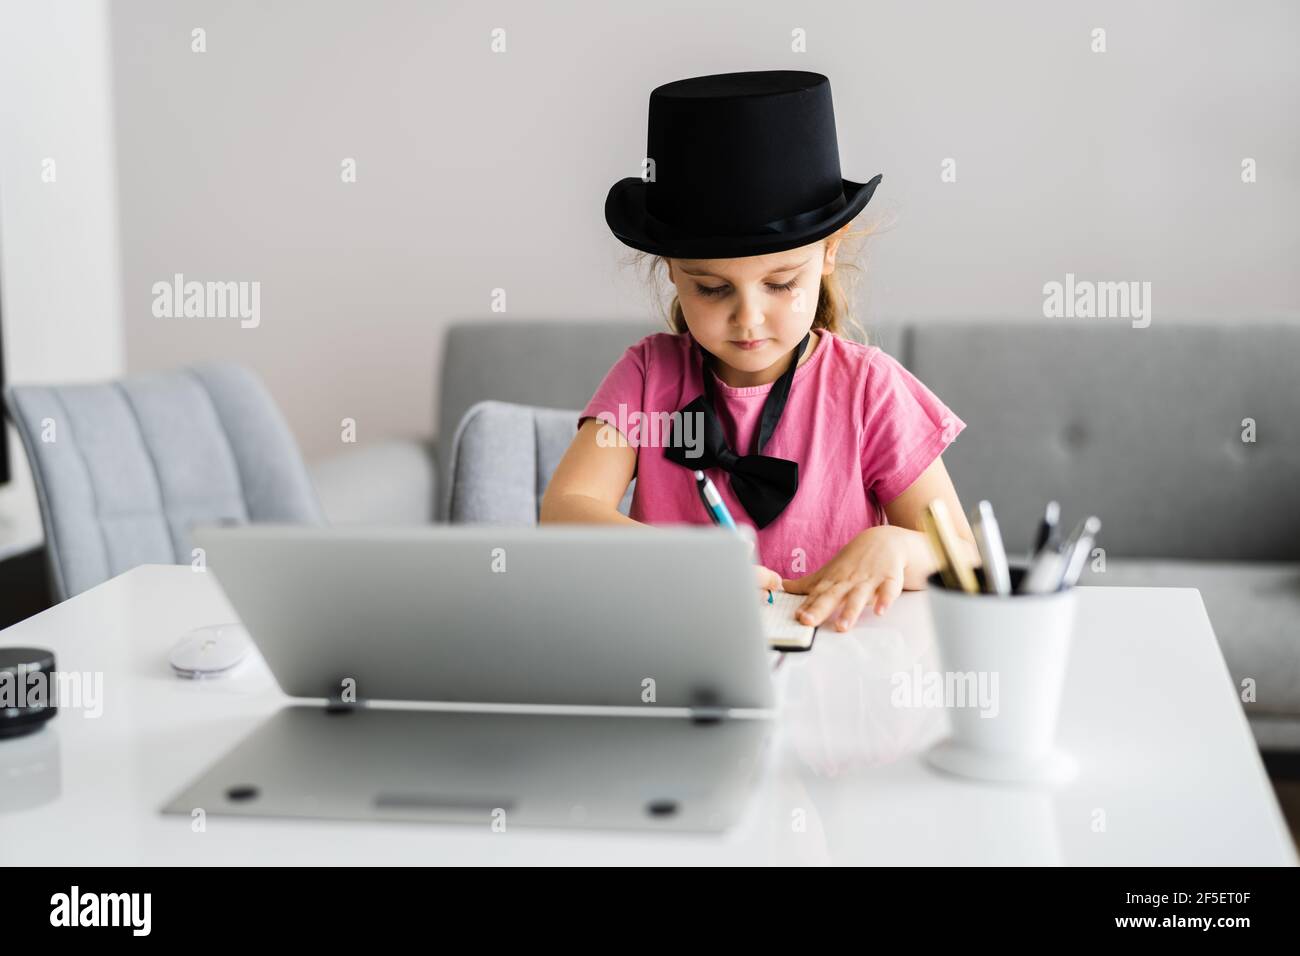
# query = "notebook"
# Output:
<box><xmin>761</xmin><ymin>590</ymin><xmax>817</xmax><ymax>652</ymax></box>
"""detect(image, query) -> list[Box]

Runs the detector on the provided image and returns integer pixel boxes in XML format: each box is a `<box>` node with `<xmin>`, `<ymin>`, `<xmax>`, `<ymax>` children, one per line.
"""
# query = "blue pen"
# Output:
<box><xmin>694</xmin><ymin>470</ymin><xmax>737</xmax><ymax>530</ymax></box>
<box><xmin>694</xmin><ymin>470</ymin><xmax>769</xmax><ymax>602</ymax></box>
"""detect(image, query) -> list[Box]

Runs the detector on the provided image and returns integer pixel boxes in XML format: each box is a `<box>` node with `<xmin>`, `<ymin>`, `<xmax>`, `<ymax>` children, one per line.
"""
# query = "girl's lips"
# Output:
<box><xmin>730</xmin><ymin>338</ymin><xmax>769</xmax><ymax>351</ymax></box>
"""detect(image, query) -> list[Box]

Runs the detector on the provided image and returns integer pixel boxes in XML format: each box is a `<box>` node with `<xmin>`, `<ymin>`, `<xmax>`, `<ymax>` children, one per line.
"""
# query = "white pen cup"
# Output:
<box><xmin>923</xmin><ymin>565</ymin><xmax>1078</xmax><ymax>785</ymax></box>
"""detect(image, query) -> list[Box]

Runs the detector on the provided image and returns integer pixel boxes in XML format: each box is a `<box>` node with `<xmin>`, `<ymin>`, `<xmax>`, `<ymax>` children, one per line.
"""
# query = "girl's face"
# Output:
<box><xmin>667</xmin><ymin>231</ymin><xmax>844</xmax><ymax>385</ymax></box>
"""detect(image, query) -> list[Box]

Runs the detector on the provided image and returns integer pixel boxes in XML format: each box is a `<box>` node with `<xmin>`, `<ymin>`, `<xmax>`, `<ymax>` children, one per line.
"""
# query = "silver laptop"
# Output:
<box><xmin>193</xmin><ymin>524</ymin><xmax>776</xmax><ymax>712</ymax></box>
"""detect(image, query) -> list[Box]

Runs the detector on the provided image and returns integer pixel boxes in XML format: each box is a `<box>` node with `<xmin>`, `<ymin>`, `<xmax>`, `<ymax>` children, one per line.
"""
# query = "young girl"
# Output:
<box><xmin>541</xmin><ymin>70</ymin><xmax>977</xmax><ymax>631</ymax></box>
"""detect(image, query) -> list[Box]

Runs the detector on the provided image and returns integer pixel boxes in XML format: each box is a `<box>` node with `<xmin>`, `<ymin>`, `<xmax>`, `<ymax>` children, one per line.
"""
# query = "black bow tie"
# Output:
<box><xmin>663</xmin><ymin>333</ymin><xmax>808</xmax><ymax>529</ymax></box>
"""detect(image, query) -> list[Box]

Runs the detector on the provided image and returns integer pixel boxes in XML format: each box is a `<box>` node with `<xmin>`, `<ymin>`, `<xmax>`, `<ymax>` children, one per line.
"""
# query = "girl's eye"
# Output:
<box><xmin>694</xmin><ymin>279</ymin><xmax>798</xmax><ymax>297</ymax></box>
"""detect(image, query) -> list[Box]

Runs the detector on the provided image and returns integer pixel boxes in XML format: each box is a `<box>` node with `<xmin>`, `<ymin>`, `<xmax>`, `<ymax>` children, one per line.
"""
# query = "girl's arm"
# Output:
<box><xmin>539</xmin><ymin>418</ymin><xmax>641</xmax><ymax>525</ymax></box>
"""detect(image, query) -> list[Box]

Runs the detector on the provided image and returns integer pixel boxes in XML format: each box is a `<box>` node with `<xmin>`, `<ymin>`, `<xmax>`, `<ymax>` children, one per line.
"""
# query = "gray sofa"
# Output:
<box><xmin>309</xmin><ymin>318</ymin><xmax>1300</xmax><ymax>750</ymax></box>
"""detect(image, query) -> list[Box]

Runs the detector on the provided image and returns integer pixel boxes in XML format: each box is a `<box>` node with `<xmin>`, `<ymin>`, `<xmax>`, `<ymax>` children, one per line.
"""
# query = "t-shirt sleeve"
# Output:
<box><xmin>578</xmin><ymin>341</ymin><xmax>647</xmax><ymax>438</ymax></box>
<box><xmin>860</xmin><ymin>348</ymin><xmax>967</xmax><ymax>505</ymax></box>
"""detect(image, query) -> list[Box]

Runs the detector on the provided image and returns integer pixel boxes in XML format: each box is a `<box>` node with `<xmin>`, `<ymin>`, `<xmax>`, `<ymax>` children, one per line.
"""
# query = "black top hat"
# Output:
<box><xmin>605</xmin><ymin>70</ymin><xmax>882</xmax><ymax>260</ymax></box>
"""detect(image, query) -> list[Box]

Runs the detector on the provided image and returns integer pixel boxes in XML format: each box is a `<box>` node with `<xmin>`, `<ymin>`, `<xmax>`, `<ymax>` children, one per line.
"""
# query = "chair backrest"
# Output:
<box><xmin>5</xmin><ymin>362</ymin><xmax>324</xmax><ymax>600</ymax></box>
<box><xmin>437</xmin><ymin>320</ymin><xmax>658</xmax><ymax>518</ymax></box>
<box><xmin>906</xmin><ymin>320</ymin><xmax>1300</xmax><ymax>560</ymax></box>
<box><xmin>445</xmin><ymin>400</ymin><xmax>633</xmax><ymax>524</ymax></box>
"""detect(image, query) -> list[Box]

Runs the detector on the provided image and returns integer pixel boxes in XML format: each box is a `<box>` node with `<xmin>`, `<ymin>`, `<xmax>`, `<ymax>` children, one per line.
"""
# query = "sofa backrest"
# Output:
<box><xmin>437</xmin><ymin>320</ymin><xmax>658</xmax><ymax>518</ymax></box>
<box><xmin>437</xmin><ymin>318</ymin><xmax>1298</xmax><ymax>560</ymax></box>
<box><xmin>905</xmin><ymin>320</ymin><xmax>1300</xmax><ymax>561</ymax></box>
<box><xmin>439</xmin><ymin>320</ymin><xmax>659</xmax><ymax>466</ymax></box>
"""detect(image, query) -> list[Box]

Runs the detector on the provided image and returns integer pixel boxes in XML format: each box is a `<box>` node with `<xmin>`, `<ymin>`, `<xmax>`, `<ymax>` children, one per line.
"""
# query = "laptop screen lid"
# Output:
<box><xmin>192</xmin><ymin>524</ymin><xmax>775</xmax><ymax>711</ymax></box>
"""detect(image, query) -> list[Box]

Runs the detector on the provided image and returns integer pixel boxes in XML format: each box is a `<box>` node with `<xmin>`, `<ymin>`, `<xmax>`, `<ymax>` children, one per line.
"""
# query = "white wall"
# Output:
<box><xmin>105</xmin><ymin>0</ymin><xmax>1300</xmax><ymax>459</ymax></box>
<box><xmin>0</xmin><ymin>0</ymin><xmax>124</xmax><ymax>549</ymax></box>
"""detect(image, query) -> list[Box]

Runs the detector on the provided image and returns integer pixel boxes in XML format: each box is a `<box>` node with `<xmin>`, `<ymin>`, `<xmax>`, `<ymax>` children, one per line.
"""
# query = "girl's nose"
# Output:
<box><xmin>732</xmin><ymin>288</ymin><xmax>767</xmax><ymax>330</ymax></box>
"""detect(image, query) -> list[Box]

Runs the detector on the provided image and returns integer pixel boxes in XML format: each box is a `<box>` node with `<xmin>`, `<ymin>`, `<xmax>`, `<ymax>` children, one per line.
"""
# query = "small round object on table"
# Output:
<box><xmin>0</xmin><ymin>646</ymin><xmax>58</xmax><ymax>740</ymax></box>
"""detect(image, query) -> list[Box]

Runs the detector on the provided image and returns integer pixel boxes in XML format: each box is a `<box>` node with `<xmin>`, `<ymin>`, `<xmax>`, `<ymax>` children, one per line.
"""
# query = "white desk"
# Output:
<box><xmin>0</xmin><ymin>565</ymin><xmax>1294</xmax><ymax>865</ymax></box>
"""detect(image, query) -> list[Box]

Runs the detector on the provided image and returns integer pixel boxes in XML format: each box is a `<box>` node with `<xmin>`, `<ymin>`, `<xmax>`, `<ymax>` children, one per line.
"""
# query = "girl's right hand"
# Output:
<box><xmin>754</xmin><ymin>564</ymin><xmax>783</xmax><ymax>593</ymax></box>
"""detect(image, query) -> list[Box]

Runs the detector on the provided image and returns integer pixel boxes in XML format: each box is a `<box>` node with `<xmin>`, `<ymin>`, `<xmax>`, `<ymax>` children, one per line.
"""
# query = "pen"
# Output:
<box><xmin>1059</xmin><ymin>516</ymin><xmax>1101</xmax><ymax>589</ymax></box>
<box><xmin>694</xmin><ymin>470</ymin><xmax>737</xmax><ymax>530</ymax></box>
<box><xmin>1031</xmin><ymin>500</ymin><xmax>1061</xmax><ymax>559</ymax></box>
<box><xmin>697</xmin><ymin>471</ymin><xmax>773</xmax><ymax>605</ymax></box>
<box><xmin>1020</xmin><ymin>547</ymin><xmax>1065</xmax><ymax>594</ymax></box>
<box><xmin>1019</xmin><ymin>500</ymin><xmax>1065</xmax><ymax>594</ymax></box>
<box><xmin>971</xmin><ymin>500</ymin><xmax>1012</xmax><ymax>596</ymax></box>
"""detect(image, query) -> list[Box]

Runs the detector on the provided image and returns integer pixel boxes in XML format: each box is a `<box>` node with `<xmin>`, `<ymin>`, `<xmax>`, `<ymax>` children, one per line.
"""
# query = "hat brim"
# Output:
<box><xmin>604</xmin><ymin>173</ymin><xmax>882</xmax><ymax>259</ymax></box>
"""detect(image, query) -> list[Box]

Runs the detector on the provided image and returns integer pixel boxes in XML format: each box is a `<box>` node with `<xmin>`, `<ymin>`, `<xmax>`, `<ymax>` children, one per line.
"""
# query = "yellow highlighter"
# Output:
<box><xmin>921</xmin><ymin>509</ymin><xmax>961</xmax><ymax>591</ymax></box>
<box><xmin>924</xmin><ymin>499</ymin><xmax>980</xmax><ymax>594</ymax></box>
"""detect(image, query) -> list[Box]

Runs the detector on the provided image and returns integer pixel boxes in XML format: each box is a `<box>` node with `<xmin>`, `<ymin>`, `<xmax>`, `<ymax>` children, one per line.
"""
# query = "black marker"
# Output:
<box><xmin>1031</xmin><ymin>500</ymin><xmax>1061</xmax><ymax>559</ymax></box>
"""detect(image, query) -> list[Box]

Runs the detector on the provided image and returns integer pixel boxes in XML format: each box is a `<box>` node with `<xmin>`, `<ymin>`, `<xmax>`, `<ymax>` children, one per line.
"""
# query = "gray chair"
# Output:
<box><xmin>445</xmin><ymin>400</ymin><xmax>632</xmax><ymax>523</ymax></box>
<box><xmin>5</xmin><ymin>362</ymin><xmax>324</xmax><ymax>601</ymax></box>
<box><xmin>435</xmin><ymin>320</ymin><xmax>660</xmax><ymax>520</ymax></box>
<box><xmin>309</xmin><ymin>320</ymin><xmax>665</xmax><ymax>525</ymax></box>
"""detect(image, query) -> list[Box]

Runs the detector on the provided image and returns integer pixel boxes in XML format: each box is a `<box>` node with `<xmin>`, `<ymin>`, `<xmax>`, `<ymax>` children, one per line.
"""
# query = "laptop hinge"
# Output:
<box><xmin>689</xmin><ymin>705</ymin><xmax>728</xmax><ymax>724</ymax></box>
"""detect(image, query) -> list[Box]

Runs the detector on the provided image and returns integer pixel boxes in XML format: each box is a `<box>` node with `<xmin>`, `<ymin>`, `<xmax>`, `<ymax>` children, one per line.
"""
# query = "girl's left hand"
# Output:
<box><xmin>781</xmin><ymin>526</ymin><xmax>925</xmax><ymax>630</ymax></box>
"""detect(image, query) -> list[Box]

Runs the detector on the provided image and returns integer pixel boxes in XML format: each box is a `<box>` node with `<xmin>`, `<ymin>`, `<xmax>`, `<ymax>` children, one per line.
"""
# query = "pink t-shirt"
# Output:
<box><xmin>578</xmin><ymin>330</ymin><xmax>966</xmax><ymax>579</ymax></box>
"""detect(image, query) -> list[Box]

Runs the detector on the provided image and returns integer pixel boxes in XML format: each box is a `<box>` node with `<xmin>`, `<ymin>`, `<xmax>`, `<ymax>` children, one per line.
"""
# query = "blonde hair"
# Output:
<box><xmin>627</xmin><ymin>218</ymin><xmax>878</xmax><ymax>345</ymax></box>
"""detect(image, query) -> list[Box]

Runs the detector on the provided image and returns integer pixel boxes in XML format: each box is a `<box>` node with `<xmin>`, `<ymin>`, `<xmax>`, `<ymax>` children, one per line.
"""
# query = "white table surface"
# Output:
<box><xmin>0</xmin><ymin>565</ymin><xmax>1294</xmax><ymax>866</ymax></box>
